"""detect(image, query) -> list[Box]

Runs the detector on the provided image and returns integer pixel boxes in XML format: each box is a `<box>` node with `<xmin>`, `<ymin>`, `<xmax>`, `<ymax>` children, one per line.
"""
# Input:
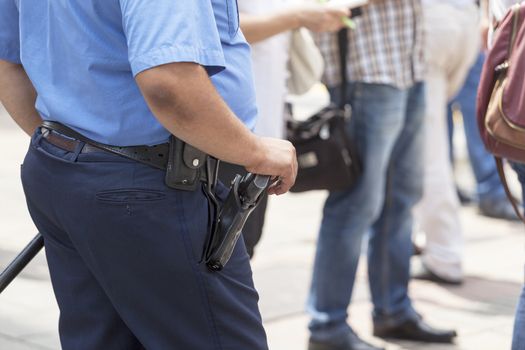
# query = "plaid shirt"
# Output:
<box><xmin>316</xmin><ymin>0</ymin><xmax>425</xmax><ymax>89</ymax></box>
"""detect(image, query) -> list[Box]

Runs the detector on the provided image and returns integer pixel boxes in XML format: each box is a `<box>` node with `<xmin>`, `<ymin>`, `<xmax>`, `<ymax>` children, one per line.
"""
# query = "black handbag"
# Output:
<box><xmin>287</xmin><ymin>29</ymin><xmax>361</xmax><ymax>193</ymax></box>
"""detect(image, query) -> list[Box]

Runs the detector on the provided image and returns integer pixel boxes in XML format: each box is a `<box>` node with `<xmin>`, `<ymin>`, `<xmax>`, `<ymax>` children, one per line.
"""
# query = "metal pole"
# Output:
<box><xmin>0</xmin><ymin>233</ymin><xmax>44</xmax><ymax>294</ymax></box>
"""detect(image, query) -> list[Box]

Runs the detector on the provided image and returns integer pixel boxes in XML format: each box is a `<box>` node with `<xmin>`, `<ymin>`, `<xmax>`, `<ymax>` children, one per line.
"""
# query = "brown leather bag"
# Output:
<box><xmin>477</xmin><ymin>3</ymin><xmax>525</xmax><ymax>222</ymax></box>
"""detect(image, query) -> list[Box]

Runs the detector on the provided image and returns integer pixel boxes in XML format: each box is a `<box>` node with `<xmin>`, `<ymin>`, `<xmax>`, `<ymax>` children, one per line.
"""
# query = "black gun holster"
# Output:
<box><xmin>165</xmin><ymin>136</ymin><xmax>209</xmax><ymax>191</ymax></box>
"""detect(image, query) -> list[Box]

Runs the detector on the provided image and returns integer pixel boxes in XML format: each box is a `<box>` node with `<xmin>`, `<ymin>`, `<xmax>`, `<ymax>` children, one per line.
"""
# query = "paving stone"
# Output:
<box><xmin>22</xmin><ymin>332</ymin><xmax>62</xmax><ymax>350</ymax></box>
<box><xmin>0</xmin><ymin>336</ymin><xmax>53</xmax><ymax>350</ymax></box>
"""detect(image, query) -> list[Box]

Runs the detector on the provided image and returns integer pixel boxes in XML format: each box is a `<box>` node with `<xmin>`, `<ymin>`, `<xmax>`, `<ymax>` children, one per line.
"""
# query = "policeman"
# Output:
<box><xmin>0</xmin><ymin>1</ymin><xmax>297</xmax><ymax>349</ymax></box>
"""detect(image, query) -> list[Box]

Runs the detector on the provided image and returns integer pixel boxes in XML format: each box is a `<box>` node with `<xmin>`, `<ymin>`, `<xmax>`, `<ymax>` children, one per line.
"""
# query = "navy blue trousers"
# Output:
<box><xmin>21</xmin><ymin>130</ymin><xmax>268</xmax><ymax>350</ymax></box>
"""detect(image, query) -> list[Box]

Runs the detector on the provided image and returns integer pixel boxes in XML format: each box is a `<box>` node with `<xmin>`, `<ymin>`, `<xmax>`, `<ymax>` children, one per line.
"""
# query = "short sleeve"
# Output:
<box><xmin>0</xmin><ymin>1</ymin><xmax>21</xmax><ymax>64</ymax></box>
<box><xmin>119</xmin><ymin>0</ymin><xmax>226</xmax><ymax>77</ymax></box>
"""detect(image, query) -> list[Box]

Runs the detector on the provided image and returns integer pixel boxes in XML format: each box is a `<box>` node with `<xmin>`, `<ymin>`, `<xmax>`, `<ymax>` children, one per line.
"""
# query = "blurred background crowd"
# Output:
<box><xmin>230</xmin><ymin>0</ymin><xmax>525</xmax><ymax>349</ymax></box>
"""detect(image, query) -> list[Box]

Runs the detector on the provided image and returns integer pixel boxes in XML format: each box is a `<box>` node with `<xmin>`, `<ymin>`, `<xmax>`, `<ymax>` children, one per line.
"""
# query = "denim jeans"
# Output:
<box><xmin>308</xmin><ymin>82</ymin><xmax>424</xmax><ymax>343</ymax></box>
<box><xmin>447</xmin><ymin>53</ymin><xmax>506</xmax><ymax>202</ymax></box>
<box><xmin>511</xmin><ymin>163</ymin><xmax>525</xmax><ymax>350</ymax></box>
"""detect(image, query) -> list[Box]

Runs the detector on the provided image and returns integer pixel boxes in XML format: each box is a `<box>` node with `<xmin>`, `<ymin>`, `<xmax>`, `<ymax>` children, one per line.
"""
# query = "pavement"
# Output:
<box><xmin>1</xmin><ymin>91</ymin><xmax>525</xmax><ymax>350</ymax></box>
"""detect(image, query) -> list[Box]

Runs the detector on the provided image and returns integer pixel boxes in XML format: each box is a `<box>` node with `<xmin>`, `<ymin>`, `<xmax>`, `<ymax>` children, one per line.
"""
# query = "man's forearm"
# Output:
<box><xmin>240</xmin><ymin>5</ymin><xmax>349</xmax><ymax>44</ymax></box>
<box><xmin>136</xmin><ymin>62</ymin><xmax>265</xmax><ymax>169</ymax></box>
<box><xmin>480</xmin><ymin>0</ymin><xmax>489</xmax><ymax>20</ymax></box>
<box><xmin>0</xmin><ymin>60</ymin><xmax>41</xmax><ymax>135</ymax></box>
<box><xmin>240</xmin><ymin>11</ymin><xmax>300</xmax><ymax>44</ymax></box>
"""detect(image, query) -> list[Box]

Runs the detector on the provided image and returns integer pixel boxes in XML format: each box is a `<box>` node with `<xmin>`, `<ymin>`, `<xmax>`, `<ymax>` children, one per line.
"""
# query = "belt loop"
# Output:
<box><xmin>70</xmin><ymin>141</ymin><xmax>86</xmax><ymax>162</ymax></box>
<box><xmin>33</xmin><ymin>127</ymin><xmax>46</xmax><ymax>147</ymax></box>
<box><xmin>40</xmin><ymin>126</ymin><xmax>50</xmax><ymax>138</ymax></box>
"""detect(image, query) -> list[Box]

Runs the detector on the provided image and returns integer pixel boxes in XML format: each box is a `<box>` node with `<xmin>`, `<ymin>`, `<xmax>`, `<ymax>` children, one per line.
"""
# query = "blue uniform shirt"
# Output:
<box><xmin>0</xmin><ymin>0</ymin><xmax>257</xmax><ymax>146</ymax></box>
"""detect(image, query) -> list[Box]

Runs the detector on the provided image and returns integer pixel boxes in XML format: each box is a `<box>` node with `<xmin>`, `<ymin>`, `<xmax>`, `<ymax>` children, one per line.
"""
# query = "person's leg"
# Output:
<box><xmin>23</xmin><ymin>192</ymin><xmax>145</xmax><ymax>349</ymax></box>
<box><xmin>22</xmin><ymin>130</ymin><xmax>268</xmax><ymax>350</ymax></box>
<box><xmin>512</xmin><ymin>283</ymin><xmax>525</xmax><ymax>350</ymax></box>
<box><xmin>21</xmin><ymin>134</ymin><xmax>145</xmax><ymax>350</ymax></box>
<box><xmin>442</xmin><ymin>4</ymin><xmax>480</xmax><ymax>102</ymax></box>
<box><xmin>461</xmin><ymin>55</ymin><xmax>501</xmax><ymax>196</ymax></box>
<box><xmin>308</xmin><ymin>82</ymin><xmax>408</xmax><ymax>344</ymax></box>
<box><xmin>368</xmin><ymin>82</ymin><xmax>424</xmax><ymax>326</ymax></box>
<box><xmin>455</xmin><ymin>53</ymin><xmax>504</xmax><ymax>199</ymax></box>
<box><xmin>511</xmin><ymin>162</ymin><xmax>525</xmax><ymax>349</ymax></box>
<box><xmin>218</xmin><ymin>162</ymin><xmax>268</xmax><ymax>258</ymax></box>
<box><xmin>512</xmin><ymin>163</ymin><xmax>525</xmax><ymax>205</ymax></box>
<box><xmin>450</xmin><ymin>53</ymin><xmax>517</xmax><ymax>219</ymax></box>
<box><xmin>447</xmin><ymin>102</ymin><xmax>455</xmax><ymax>163</ymax></box>
<box><xmin>371</xmin><ymin>83</ymin><xmax>457</xmax><ymax>344</ymax></box>
<box><xmin>415</xmin><ymin>65</ymin><xmax>464</xmax><ymax>282</ymax></box>
<box><xmin>412</xmin><ymin>5</ymin><xmax>463</xmax><ymax>282</ymax></box>
<box><xmin>412</xmin><ymin>2</ymin><xmax>481</xmax><ymax>282</ymax></box>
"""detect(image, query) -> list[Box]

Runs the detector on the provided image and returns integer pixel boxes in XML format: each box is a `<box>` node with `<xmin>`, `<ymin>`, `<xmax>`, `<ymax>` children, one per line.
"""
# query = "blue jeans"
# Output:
<box><xmin>308</xmin><ymin>82</ymin><xmax>424</xmax><ymax>343</ymax></box>
<box><xmin>447</xmin><ymin>53</ymin><xmax>506</xmax><ymax>201</ymax></box>
<box><xmin>511</xmin><ymin>163</ymin><xmax>525</xmax><ymax>350</ymax></box>
<box><xmin>21</xmin><ymin>130</ymin><xmax>268</xmax><ymax>350</ymax></box>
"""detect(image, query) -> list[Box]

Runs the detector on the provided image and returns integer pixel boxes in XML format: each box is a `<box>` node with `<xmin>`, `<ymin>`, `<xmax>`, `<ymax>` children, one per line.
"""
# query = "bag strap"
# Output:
<box><xmin>495</xmin><ymin>157</ymin><xmax>525</xmax><ymax>223</ymax></box>
<box><xmin>508</xmin><ymin>4</ymin><xmax>521</xmax><ymax>56</ymax></box>
<box><xmin>337</xmin><ymin>28</ymin><xmax>349</xmax><ymax>109</ymax></box>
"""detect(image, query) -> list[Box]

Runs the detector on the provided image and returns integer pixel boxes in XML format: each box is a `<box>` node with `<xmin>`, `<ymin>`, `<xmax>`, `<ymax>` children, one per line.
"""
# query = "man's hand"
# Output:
<box><xmin>246</xmin><ymin>137</ymin><xmax>298</xmax><ymax>195</ymax></box>
<box><xmin>240</xmin><ymin>4</ymin><xmax>349</xmax><ymax>44</ymax></box>
<box><xmin>296</xmin><ymin>5</ymin><xmax>350</xmax><ymax>33</ymax></box>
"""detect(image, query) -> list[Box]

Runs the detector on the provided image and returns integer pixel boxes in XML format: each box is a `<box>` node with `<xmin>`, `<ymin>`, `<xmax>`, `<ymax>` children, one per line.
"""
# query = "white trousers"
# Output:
<box><xmin>413</xmin><ymin>2</ymin><xmax>480</xmax><ymax>280</ymax></box>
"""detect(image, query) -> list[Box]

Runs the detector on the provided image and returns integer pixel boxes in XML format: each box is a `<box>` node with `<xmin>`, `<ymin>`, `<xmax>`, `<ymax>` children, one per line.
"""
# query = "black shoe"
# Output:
<box><xmin>479</xmin><ymin>196</ymin><xmax>520</xmax><ymax>221</ymax></box>
<box><xmin>412</xmin><ymin>264</ymin><xmax>463</xmax><ymax>285</ymax></box>
<box><xmin>457</xmin><ymin>187</ymin><xmax>474</xmax><ymax>205</ymax></box>
<box><xmin>412</xmin><ymin>241</ymin><xmax>424</xmax><ymax>256</ymax></box>
<box><xmin>373</xmin><ymin>318</ymin><xmax>457</xmax><ymax>343</ymax></box>
<box><xmin>308</xmin><ymin>331</ymin><xmax>384</xmax><ymax>350</ymax></box>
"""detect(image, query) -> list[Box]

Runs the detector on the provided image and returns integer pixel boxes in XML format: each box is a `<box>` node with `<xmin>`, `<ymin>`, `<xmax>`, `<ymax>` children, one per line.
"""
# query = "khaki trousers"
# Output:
<box><xmin>414</xmin><ymin>2</ymin><xmax>480</xmax><ymax>280</ymax></box>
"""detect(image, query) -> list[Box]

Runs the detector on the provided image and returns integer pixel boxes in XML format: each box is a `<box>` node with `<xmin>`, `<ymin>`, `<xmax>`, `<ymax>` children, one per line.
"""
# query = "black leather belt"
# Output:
<box><xmin>41</xmin><ymin>121</ymin><xmax>170</xmax><ymax>170</ymax></box>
